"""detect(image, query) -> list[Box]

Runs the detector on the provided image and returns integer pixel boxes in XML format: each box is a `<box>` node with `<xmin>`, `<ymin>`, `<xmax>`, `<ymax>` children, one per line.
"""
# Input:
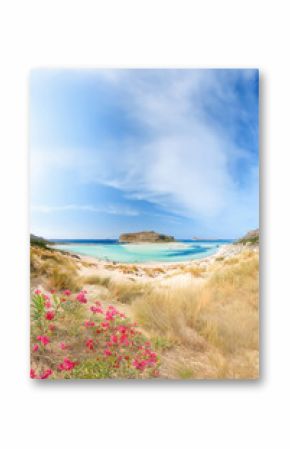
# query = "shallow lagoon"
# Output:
<box><xmin>53</xmin><ymin>239</ymin><xmax>232</xmax><ymax>263</ymax></box>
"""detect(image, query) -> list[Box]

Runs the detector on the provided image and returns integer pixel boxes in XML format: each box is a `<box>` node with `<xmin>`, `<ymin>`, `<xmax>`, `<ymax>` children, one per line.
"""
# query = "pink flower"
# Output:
<box><xmin>32</xmin><ymin>344</ymin><xmax>39</xmax><ymax>352</ymax></box>
<box><xmin>85</xmin><ymin>339</ymin><xmax>94</xmax><ymax>350</ymax></box>
<box><xmin>63</xmin><ymin>289</ymin><xmax>71</xmax><ymax>296</ymax></box>
<box><xmin>104</xmin><ymin>349</ymin><xmax>112</xmax><ymax>356</ymax></box>
<box><xmin>101</xmin><ymin>321</ymin><xmax>109</xmax><ymax>329</ymax></box>
<box><xmin>36</xmin><ymin>335</ymin><xmax>50</xmax><ymax>346</ymax></box>
<box><xmin>44</xmin><ymin>300</ymin><xmax>52</xmax><ymax>309</ymax></box>
<box><xmin>30</xmin><ymin>369</ymin><xmax>37</xmax><ymax>379</ymax></box>
<box><xmin>31</xmin><ymin>368</ymin><xmax>53</xmax><ymax>379</ymax></box>
<box><xmin>110</xmin><ymin>334</ymin><xmax>118</xmax><ymax>344</ymax></box>
<box><xmin>84</xmin><ymin>320</ymin><xmax>95</xmax><ymax>328</ymax></box>
<box><xmin>90</xmin><ymin>306</ymin><xmax>104</xmax><ymax>314</ymax></box>
<box><xmin>76</xmin><ymin>292</ymin><xmax>87</xmax><ymax>303</ymax></box>
<box><xmin>40</xmin><ymin>369</ymin><xmax>53</xmax><ymax>379</ymax></box>
<box><xmin>105</xmin><ymin>306</ymin><xmax>117</xmax><ymax>321</ymax></box>
<box><xmin>45</xmin><ymin>311</ymin><xmax>55</xmax><ymax>321</ymax></box>
<box><xmin>132</xmin><ymin>359</ymin><xmax>148</xmax><ymax>371</ymax></box>
<box><xmin>59</xmin><ymin>342</ymin><xmax>68</xmax><ymax>350</ymax></box>
<box><xmin>43</xmin><ymin>294</ymin><xmax>49</xmax><ymax>300</ymax></box>
<box><xmin>149</xmin><ymin>351</ymin><xmax>157</xmax><ymax>361</ymax></box>
<box><xmin>120</xmin><ymin>334</ymin><xmax>129</xmax><ymax>346</ymax></box>
<box><xmin>57</xmin><ymin>358</ymin><xmax>77</xmax><ymax>371</ymax></box>
<box><xmin>50</xmin><ymin>289</ymin><xmax>56</xmax><ymax>294</ymax></box>
<box><xmin>34</xmin><ymin>289</ymin><xmax>41</xmax><ymax>295</ymax></box>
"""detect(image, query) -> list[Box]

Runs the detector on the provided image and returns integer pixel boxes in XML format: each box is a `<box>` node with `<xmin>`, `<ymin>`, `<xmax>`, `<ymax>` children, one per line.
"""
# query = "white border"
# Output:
<box><xmin>0</xmin><ymin>1</ymin><xmax>289</xmax><ymax>448</ymax></box>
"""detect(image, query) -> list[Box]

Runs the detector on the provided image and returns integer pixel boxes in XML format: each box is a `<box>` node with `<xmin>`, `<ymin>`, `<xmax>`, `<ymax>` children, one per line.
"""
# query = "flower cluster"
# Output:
<box><xmin>31</xmin><ymin>289</ymin><xmax>159</xmax><ymax>379</ymax></box>
<box><xmin>76</xmin><ymin>290</ymin><xmax>88</xmax><ymax>304</ymax></box>
<box><xmin>80</xmin><ymin>302</ymin><xmax>159</xmax><ymax>376</ymax></box>
<box><xmin>58</xmin><ymin>358</ymin><xmax>77</xmax><ymax>371</ymax></box>
<box><xmin>30</xmin><ymin>368</ymin><xmax>53</xmax><ymax>379</ymax></box>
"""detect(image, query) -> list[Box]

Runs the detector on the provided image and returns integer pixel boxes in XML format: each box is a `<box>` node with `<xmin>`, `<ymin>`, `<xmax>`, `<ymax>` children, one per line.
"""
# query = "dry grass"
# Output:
<box><xmin>116</xmin><ymin>264</ymin><xmax>139</xmax><ymax>274</ymax></box>
<box><xmin>83</xmin><ymin>274</ymin><xmax>110</xmax><ymax>287</ymax></box>
<box><xmin>132</xmin><ymin>250</ymin><xmax>259</xmax><ymax>378</ymax></box>
<box><xmin>109</xmin><ymin>277</ymin><xmax>151</xmax><ymax>304</ymax></box>
<box><xmin>31</xmin><ymin>246</ymin><xmax>83</xmax><ymax>291</ymax></box>
<box><xmin>176</xmin><ymin>265</ymin><xmax>206</xmax><ymax>277</ymax></box>
<box><xmin>142</xmin><ymin>267</ymin><xmax>166</xmax><ymax>277</ymax></box>
<box><xmin>132</xmin><ymin>284</ymin><xmax>207</xmax><ymax>349</ymax></box>
<box><xmin>223</xmin><ymin>257</ymin><xmax>239</xmax><ymax>265</ymax></box>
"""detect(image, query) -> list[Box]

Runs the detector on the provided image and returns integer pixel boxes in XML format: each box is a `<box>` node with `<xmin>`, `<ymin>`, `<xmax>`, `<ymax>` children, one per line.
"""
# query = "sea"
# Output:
<box><xmin>51</xmin><ymin>239</ymin><xmax>233</xmax><ymax>264</ymax></box>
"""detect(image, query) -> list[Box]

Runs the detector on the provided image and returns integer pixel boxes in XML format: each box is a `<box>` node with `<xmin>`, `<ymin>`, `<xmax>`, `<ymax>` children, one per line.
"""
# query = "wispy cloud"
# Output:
<box><xmin>32</xmin><ymin>204</ymin><xmax>139</xmax><ymax>216</ymax></box>
<box><xmin>95</xmin><ymin>69</ymin><xmax>259</xmax><ymax>235</ymax></box>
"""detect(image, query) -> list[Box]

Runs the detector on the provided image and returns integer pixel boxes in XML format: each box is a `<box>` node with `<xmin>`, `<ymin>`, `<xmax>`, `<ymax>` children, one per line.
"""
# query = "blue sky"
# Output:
<box><xmin>30</xmin><ymin>69</ymin><xmax>259</xmax><ymax>239</ymax></box>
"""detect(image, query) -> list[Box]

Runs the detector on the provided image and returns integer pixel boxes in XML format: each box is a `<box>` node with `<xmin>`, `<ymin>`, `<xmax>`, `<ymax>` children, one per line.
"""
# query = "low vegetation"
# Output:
<box><xmin>131</xmin><ymin>251</ymin><xmax>259</xmax><ymax>378</ymax></box>
<box><xmin>30</xmin><ymin>234</ymin><xmax>51</xmax><ymax>248</ymax></box>
<box><xmin>30</xmin><ymin>289</ymin><xmax>159</xmax><ymax>379</ymax></box>
<box><xmin>30</xmin><ymin>244</ymin><xmax>259</xmax><ymax>379</ymax></box>
<box><xmin>235</xmin><ymin>228</ymin><xmax>259</xmax><ymax>246</ymax></box>
<box><xmin>31</xmin><ymin>246</ymin><xmax>83</xmax><ymax>291</ymax></box>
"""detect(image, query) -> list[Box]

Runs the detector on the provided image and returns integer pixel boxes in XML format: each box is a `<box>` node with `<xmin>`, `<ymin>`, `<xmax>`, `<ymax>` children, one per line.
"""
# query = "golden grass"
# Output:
<box><xmin>48</xmin><ymin>267</ymin><xmax>83</xmax><ymax>291</ymax></box>
<box><xmin>83</xmin><ymin>274</ymin><xmax>110</xmax><ymax>287</ymax></box>
<box><xmin>109</xmin><ymin>277</ymin><xmax>151</xmax><ymax>304</ymax></box>
<box><xmin>195</xmin><ymin>256</ymin><xmax>259</xmax><ymax>354</ymax></box>
<box><xmin>223</xmin><ymin>257</ymin><xmax>239</xmax><ymax>265</ymax></box>
<box><xmin>145</xmin><ymin>267</ymin><xmax>165</xmax><ymax>275</ymax></box>
<box><xmin>176</xmin><ymin>265</ymin><xmax>206</xmax><ymax>277</ymax></box>
<box><xmin>132</xmin><ymin>284</ymin><xmax>207</xmax><ymax>349</ymax></box>
<box><xmin>31</xmin><ymin>246</ymin><xmax>83</xmax><ymax>291</ymax></box>
<box><xmin>132</xmin><ymin>250</ymin><xmax>259</xmax><ymax>378</ymax></box>
<box><xmin>117</xmin><ymin>264</ymin><xmax>139</xmax><ymax>274</ymax></box>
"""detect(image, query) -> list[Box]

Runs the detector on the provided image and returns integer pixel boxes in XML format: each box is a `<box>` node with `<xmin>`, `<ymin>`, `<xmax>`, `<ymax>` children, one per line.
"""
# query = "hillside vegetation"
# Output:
<box><xmin>236</xmin><ymin>228</ymin><xmax>259</xmax><ymax>245</ymax></box>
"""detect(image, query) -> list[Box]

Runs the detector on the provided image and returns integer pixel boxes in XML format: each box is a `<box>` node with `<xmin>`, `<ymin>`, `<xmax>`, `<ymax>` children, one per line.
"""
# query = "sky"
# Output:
<box><xmin>30</xmin><ymin>69</ymin><xmax>259</xmax><ymax>239</ymax></box>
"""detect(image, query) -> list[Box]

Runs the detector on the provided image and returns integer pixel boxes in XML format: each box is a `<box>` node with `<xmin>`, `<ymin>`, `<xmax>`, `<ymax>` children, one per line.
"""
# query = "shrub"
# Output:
<box><xmin>30</xmin><ymin>289</ymin><xmax>159</xmax><ymax>379</ymax></box>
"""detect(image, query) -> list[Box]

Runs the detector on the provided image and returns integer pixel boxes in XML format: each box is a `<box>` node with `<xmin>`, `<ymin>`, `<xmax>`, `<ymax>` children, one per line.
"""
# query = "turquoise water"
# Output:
<box><xmin>53</xmin><ymin>239</ymin><xmax>231</xmax><ymax>263</ymax></box>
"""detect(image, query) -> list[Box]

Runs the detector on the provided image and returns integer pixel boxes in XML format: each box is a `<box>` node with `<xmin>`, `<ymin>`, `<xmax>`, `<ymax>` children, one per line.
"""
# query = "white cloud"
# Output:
<box><xmin>31</xmin><ymin>204</ymin><xmax>139</xmax><ymax>216</ymax></box>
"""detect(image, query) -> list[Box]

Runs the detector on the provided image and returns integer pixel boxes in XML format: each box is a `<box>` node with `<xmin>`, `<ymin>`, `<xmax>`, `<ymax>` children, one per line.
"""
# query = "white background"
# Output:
<box><xmin>0</xmin><ymin>1</ymin><xmax>289</xmax><ymax>448</ymax></box>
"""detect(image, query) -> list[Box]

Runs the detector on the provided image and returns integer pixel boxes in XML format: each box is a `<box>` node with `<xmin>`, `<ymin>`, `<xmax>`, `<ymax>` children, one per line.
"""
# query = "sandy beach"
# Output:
<box><xmin>62</xmin><ymin>242</ymin><xmax>255</xmax><ymax>282</ymax></box>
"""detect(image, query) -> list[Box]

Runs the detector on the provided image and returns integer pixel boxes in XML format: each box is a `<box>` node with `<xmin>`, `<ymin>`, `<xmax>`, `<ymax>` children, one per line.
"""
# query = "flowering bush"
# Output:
<box><xmin>30</xmin><ymin>289</ymin><xmax>159</xmax><ymax>379</ymax></box>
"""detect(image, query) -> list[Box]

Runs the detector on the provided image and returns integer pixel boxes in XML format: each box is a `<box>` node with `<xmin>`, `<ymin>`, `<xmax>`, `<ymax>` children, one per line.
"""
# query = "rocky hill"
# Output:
<box><xmin>119</xmin><ymin>231</ymin><xmax>175</xmax><ymax>243</ymax></box>
<box><xmin>236</xmin><ymin>228</ymin><xmax>259</xmax><ymax>245</ymax></box>
<box><xmin>30</xmin><ymin>234</ymin><xmax>51</xmax><ymax>248</ymax></box>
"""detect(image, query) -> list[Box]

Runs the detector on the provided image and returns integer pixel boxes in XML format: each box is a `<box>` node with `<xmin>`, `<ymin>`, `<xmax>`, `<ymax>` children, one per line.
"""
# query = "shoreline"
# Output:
<box><xmin>51</xmin><ymin>241</ymin><xmax>236</xmax><ymax>269</ymax></box>
<box><xmin>53</xmin><ymin>242</ymin><xmax>255</xmax><ymax>274</ymax></box>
